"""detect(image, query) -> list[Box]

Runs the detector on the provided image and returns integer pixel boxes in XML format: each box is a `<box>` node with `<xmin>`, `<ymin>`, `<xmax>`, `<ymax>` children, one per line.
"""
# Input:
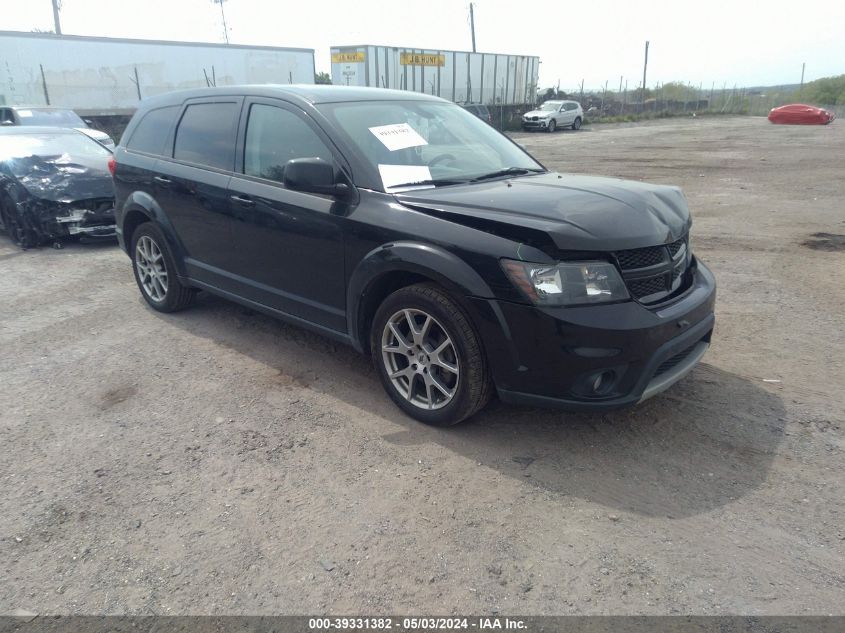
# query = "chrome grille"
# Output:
<box><xmin>614</xmin><ymin>235</ymin><xmax>690</xmax><ymax>304</ymax></box>
<box><xmin>615</xmin><ymin>246</ymin><xmax>665</xmax><ymax>270</ymax></box>
<box><xmin>628</xmin><ymin>276</ymin><xmax>667</xmax><ymax>298</ymax></box>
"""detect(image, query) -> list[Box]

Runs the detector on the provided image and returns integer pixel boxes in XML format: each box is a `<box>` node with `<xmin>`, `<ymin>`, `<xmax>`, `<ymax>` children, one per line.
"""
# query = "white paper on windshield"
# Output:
<box><xmin>369</xmin><ymin>123</ymin><xmax>428</xmax><ymax>152</ymax></box>
<box><xmin>17</xmin><ymin>110</ymin><xmax>33</xmax><ymax>118</ymax></box>
<box><xmin>378</xmin><ymin>164</ymin><xmax>433</xmax><ymax>192</ymax></box>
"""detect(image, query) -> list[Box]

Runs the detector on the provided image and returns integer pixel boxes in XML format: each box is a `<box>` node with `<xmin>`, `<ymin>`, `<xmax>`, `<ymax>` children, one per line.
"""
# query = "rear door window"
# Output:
<box><xmin>126</xmin><ymin>105</ymin><xmax>180</xmax><ymax>156</ymax></box>
<box><xmin>243</xmin><ymin>103</ymin><xmax>333</xmax><ymax>183</ymax></box>
<box><xmin>173</xmin><ymin>101</ymin><xmax>240</xmax><ymax>170</ymax></box>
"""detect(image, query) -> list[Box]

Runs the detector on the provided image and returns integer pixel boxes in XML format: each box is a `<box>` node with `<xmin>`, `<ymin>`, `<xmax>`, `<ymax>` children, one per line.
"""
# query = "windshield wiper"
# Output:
<box><xmin>388</xmin><ymin>178</ymin><xmax>468</xmax><ymax>190</ymax></box>
<box><xmin>470</xmin><ymin>167</ymin><xmax>545</xmax><ymax>182</ymax></box>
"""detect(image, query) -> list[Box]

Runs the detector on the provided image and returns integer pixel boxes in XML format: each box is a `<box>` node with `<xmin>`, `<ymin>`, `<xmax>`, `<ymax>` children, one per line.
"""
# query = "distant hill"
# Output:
<box><xmin>746</xmin><ymin>76</ymin><xmax>844</xmax><ymax>105</ymax></box>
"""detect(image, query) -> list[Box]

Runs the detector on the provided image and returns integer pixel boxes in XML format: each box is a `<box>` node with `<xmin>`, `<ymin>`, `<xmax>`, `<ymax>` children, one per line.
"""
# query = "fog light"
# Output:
<box><xmin>589</xmin><ymin>370</ymin><xmax>616</xmax><ymax>395</ymax></box>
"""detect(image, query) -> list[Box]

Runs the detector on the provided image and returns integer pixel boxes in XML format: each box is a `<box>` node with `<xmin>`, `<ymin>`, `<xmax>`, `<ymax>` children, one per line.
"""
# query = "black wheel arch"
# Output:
<box><xmin>347</xmin><ymin>242</ymin><xmax>494</xmax><ymax>353</ymax></box>
<box><xmin>119</xmin><ymin>192</ymin><xmax>189</xmax><ymax>277</ymax></box>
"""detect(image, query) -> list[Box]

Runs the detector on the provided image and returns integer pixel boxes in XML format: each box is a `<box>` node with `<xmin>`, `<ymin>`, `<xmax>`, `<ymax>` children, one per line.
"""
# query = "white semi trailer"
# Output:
<box><xmin>0</xmin><ymin>31</ymin><xmax>316</xmax><ymax>115</ymax></box>
<box><xmin>330</xmin><ymin>44</ymin><xmax>540</xmax><ymax>106</ymax></box>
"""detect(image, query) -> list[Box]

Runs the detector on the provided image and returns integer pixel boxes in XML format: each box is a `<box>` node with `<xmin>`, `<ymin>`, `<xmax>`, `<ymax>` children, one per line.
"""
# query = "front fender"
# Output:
<box><xmin>346</xmin><ymin>241</ymin><xmax>495</xmax><ymax>352</ymax></box>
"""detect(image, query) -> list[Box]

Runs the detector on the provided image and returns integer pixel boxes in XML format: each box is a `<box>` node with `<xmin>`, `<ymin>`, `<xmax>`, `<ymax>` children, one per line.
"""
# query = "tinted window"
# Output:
<box><xmin>126</xmin><ymin>105</ymin><xmax>179</xmax><ymax>155</ymax></box>
<box><xmin>244</xmin><ymin>104</ymin><xmax>333</xmax><ymax>183</ymax></box>
<box><xmin>173</xmin><ymin>102</ymin><xmax>239</xmax><ymax>170</ymax></box>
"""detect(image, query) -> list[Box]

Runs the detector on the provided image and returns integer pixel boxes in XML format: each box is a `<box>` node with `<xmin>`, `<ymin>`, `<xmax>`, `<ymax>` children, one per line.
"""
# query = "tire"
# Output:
<box><xmin>370</xmin><ymin>283</ymin><xmax>493</xmax><ymax>426</ymax></box>
<box><xmin>547</xmin><ymin>119</ymin><xmax>556</xmax><ymax>133</ymax></box>
<box><xmin>1</xmin><ymin>195</ymin><xmax>36</xmax><ymax>249</ymax></box>
<box><xmin>130</xmin><ymin>222</ymin><xmax>195</xmax><ymax>312</ymax></box>
<box><xmin>572</xmin><ymin>116</ymin><xmax>582</xmax><ymax>130</ymax></box>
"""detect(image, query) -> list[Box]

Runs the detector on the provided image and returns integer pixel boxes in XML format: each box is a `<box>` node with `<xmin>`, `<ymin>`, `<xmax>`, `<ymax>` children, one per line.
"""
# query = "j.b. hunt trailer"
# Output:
<box><xmin>330</xmin><ymin>44</ymin><xmax>539</xmax><ymax>106</ymax></box>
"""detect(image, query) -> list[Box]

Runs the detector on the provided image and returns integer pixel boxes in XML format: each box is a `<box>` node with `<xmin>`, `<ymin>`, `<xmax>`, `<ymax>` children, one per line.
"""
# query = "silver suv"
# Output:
<box><xmin>522</xmin><ymin>100</ymin><xmax>583</xmax><ymax>132</ymax></box>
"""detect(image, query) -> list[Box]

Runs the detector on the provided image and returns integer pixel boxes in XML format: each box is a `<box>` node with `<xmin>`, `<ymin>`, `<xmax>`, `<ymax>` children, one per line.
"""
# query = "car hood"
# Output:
<box><xmin>523</xmin><ymin>109</ymin><xmax>553</xmax><ymax>118</ymax></box>
<box><xmin>10</xmin><ymin>154</ymin><xmax>115</xmax><ymax>203</ymax></box>
<box><xmin>394</xmin><ymin>172</ymin><xmax>692</xmax><ymax>253</ymax></box>
<box><xmin>76</xmin><ymin>127</ymin><xmax>114</xmax><ymax>146</ymax></box>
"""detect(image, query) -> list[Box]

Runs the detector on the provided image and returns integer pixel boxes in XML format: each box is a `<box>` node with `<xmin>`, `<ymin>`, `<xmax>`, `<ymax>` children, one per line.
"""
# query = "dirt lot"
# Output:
<box><xmin>1</xmin><ymin>116</ymin><xmax>843</xmax><ymax>616</ymax></box>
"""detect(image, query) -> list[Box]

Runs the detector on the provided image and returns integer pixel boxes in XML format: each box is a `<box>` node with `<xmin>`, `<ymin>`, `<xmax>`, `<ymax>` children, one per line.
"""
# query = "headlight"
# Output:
<box><xmin>501</xmin><ymin>259</ymin><xmax>629</xmax><ymax>306</ymax></box>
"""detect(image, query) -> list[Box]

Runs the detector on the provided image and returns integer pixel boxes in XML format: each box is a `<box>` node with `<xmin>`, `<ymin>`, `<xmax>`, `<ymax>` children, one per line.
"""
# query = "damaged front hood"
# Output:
<box><xmin>11</xmin><ymin>154</ymin><xmax>114</xmax><ymax>203</ymax></box>
<box><xmin>394</xmin><ymin>172</ymin><xmax>692</xmax><ymax>252</ymax></box>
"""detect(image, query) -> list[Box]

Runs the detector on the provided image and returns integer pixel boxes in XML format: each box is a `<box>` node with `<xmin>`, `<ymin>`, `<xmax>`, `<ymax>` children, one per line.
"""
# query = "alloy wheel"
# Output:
<box><xmin>135</xmin><ymin>235</ymin><xmax>169</xmax><ymax>302</ymax></box>
<box><xmin>381</xmin><ymin>309</ymin><xmax>460</xmax><ymax>410</ymax></box>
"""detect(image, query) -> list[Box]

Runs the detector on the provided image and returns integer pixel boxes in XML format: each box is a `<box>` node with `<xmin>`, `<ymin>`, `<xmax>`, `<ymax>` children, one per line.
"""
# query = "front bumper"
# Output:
<box><xmin>522</xmin><ymin>119</ymin><xmax>550</xmax><ymax>130</ymax></box>
<box><xmin>470</xmin><ymin>259</ymin><xmax>717</xmax><ymax>410</ymax></box>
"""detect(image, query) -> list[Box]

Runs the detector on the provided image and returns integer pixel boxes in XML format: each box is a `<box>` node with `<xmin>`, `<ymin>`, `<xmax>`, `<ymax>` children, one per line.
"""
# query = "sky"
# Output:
<box><xmin>3</xmin><ymin>0</ymin><xmax>844</xmax><ymax>91</ymax></box>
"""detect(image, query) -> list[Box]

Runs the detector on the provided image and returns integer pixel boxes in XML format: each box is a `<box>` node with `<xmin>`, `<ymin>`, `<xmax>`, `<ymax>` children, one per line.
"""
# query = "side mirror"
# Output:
<box><xmin>0</xmin><ymin>120</ymin><xmax>15</xmax><ymax>126</ymax></box>
<box><xmin>283</xmin><ymin>158</ymin><xmax>350</xmax><ymax>197</ymax></box>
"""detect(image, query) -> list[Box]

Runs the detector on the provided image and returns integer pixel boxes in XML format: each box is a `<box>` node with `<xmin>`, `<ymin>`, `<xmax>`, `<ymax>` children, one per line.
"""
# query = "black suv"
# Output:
<box><xmin>459</xmin><ymin>103</ymin><xmax>493</xmax><ymax>125</ymax></box>
<box><xmin>113</xmin><ymin>85</ymin><xmax>715</xmax><ymax>426</ymax></box>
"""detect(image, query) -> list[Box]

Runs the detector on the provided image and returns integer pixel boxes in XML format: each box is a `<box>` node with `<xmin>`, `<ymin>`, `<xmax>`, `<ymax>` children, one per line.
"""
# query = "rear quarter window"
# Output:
<box><xmin>126</xmin><ymin>106</ymin><xmax>180</xmax><ymax>155</ymax></box>
<box><xmin>173</xmin><ymin>102</ymin><xmax>239</xmax><ymax>170</ymax></box>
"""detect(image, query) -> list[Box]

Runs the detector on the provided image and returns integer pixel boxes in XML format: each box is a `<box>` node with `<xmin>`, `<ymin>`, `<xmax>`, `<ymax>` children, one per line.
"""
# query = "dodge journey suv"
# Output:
<box><xmin>112</xmin><ymin>85</ymin><xmax>715</xmax><ymax>426</ymax></box>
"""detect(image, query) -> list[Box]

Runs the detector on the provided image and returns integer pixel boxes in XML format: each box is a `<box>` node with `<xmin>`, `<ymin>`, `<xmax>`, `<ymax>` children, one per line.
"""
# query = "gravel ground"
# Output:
<box><xmin>1</xmin><ymin>116</ymin><xmax>843</xmax><ymax>616</ymax></box>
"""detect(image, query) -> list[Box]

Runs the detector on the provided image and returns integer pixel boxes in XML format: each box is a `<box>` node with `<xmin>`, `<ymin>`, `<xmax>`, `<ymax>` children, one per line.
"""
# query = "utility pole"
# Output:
<box><xmin>641</xmin><ymin>40</ymin><xmax>649</xmax><ymax>112</ymax></box>
<box><xmin>469</xmin><ymin>3</ymin><xmax>477</xmax><ymax>53</ymax></box>
<box><xmin>622</xmin><ymin>79</ymin><xmax>627</xmax><ymax>114</ymax></box>
<box><xmin>51</xmin><ymin>0</ymin><xmax>62</xmax><ymax>34</ymax></box>
<box><xmin>799</xmin><ymin>62</ymin><xmax>805</xmax><ymax>98</ymax></box>
<box><xmin>212</xmin><ymin>0</ymin><xmax>229</xmax><ymax>44</ymax></box>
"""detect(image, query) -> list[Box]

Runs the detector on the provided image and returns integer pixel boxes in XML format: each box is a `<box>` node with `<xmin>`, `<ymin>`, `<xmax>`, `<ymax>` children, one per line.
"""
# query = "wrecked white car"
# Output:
<box><xmin>0</xmin><ymin>127</ymin><xmax>116</xmax><ymax>248</ymax></box>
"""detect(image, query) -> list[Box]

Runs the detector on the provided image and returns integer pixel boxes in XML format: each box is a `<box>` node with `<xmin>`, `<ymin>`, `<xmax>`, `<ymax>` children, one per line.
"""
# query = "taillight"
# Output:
<box><xmin>107</xmin><ymin>156</ymin><xmax>116</xmax><ymax>177</ymax></box>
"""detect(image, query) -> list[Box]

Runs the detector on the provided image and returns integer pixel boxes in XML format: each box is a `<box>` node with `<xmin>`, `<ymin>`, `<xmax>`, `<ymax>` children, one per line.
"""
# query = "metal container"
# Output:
<box><xmin>330</xmin><ymin>44</ymin><xmax>539</xmax><ymax>106</ymax></box>
<box><xmin>0</xmin><ymin>31</ymin><xmax>315</xmax><ymax>115</ymax></box>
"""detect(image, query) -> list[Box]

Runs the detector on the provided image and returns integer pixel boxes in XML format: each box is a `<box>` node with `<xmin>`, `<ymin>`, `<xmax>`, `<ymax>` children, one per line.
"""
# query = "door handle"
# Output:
<box><xmin>230</xmin><ymin>195</ymin><xmax>255</xmax><ymax>207</ymax></box>
<box><xmin>153</xmin><ymin>176</ymin><xmax>172</xmax><ymax>185</ymax></box>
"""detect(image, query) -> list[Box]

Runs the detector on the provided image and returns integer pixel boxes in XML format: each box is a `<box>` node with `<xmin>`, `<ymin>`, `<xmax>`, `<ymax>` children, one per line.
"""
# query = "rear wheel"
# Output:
<box><xmin>371</xmin><ymin>283</ymin><xmax>492</xmax><ymax>426</ymax></box>
<box><xmin>572</xmin><ymin>116</ymin><xmax>582</xmax><ymax>130</ymax></box>
<box><xmin>131</xmin><ymin>223</ymin><xmax>195</xmax><ymax>312</ymax></box>
<box><xmin>547</xmin><ymin>119</ymin><xmax>557</xmax><ymax>133</ymax></box>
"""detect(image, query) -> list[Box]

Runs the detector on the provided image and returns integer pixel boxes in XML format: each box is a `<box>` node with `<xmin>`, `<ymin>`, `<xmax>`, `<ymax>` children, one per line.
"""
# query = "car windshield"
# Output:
<box><xmin>318</xmin><ymin>100</ymin><xmax>544</xmax><ymax>191</ymax></box>
<box><xmin>0</xmin><ymin>132</ymin><xmax>111</xmax><ymax>176</ymax></box>
<box><xmin>16</xmin><ymin>109</ymin><xmax>86</xmax><ymax>127</ymax></box>
<box><xmin>539</xmin><ymin>102</ymin><xmax>562</xmax><ymax>111</ymax></box>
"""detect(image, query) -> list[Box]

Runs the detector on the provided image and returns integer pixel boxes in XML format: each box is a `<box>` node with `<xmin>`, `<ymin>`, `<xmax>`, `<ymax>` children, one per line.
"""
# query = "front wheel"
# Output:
<box><xmin>572</xmin><ymin>116</ymin><xmax>582</xmax><ymax>130</ymax></box>
<box><xmin>547</xmin><ymin>119</ymin><xmax>556</xmax><ymax>133</ymax></box>
<box><xmin>1</xmin><ymin>195</ymin><xmax>36</xmax><ymax>249</ymax></box>
<box><xmin>131</xmin><ymin>223</ymin><xmax>195</xmax><ymax>312</ymax></box>
<box><xmin>371</xmin><ymin>283</ymin><xmax>492</xmax><ymax>426</ymax></box>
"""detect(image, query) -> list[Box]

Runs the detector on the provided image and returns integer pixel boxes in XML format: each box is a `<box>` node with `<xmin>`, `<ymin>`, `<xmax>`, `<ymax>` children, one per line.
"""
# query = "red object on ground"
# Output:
<box><xmin>768</xmin><ymin>104</ymin><xmax>836</xmax><ymax>125</ymax></box>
